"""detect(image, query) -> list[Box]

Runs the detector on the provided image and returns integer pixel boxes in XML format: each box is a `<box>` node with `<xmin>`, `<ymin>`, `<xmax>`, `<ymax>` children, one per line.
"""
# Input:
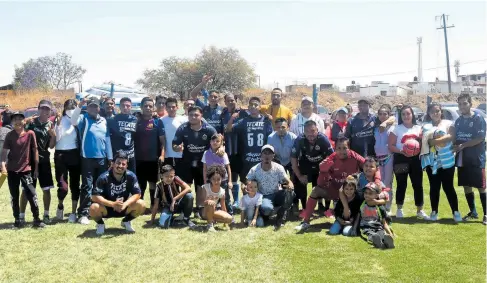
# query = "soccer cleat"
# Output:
<box><xmin>121</xmin><ymin>221</ymin><xmax>135</xmax><ymax>233</ymax></box>
<box><xmin>462</xmin><ymin>211</ymin><xmax>479</xmax><ymax>221</ymax></box>
<box><xmin>383</xmin><ymin>234</ymin><xmax>395</xmax><ymax>249</ymax></box>
<box><xmin>294</xmin><ymin>222</ymin><xmax>310</xmax><ymax>232</ymax></box>
<box><xmin>483</xmin><ymin>215</ymin><xmax>487</xmax><ymax>225</ymax></box>
<box><xmin>207</xmin><ymin>224</ymin><xmax>216</xmax><ymax>233</ymax></box>
<box><xmin>429</xmin><ymin>211</ymin><xmax>438</xmax><ymax>221</ymax></box>
<box><xmin>96</xmin><ymin>224</ymin><xmax>105</xmax><ymax>235</ymax></box>
<box><xmin>33</xmin><ymin>219</ymin><xmax>46</xmax><ymax>228</ymax></box>
<box><xmin>371</xmin><ymin>234</ymin><xmax>384</xmax><ymax>249</ymax></box>
<box><xmin>453</xmin><ymin>211</ymin><xmax>462</xmax><ymax>222</ymax></box>
<box><xmin>56</xmin><ymin>208</ymin><xmax>64</xmax><ymax>221</ymax></box>
<box><xmin>183</xmin><ymin>218</ymin><xmax>196</xmax><ymax>229</ymax></box>
<box><xmin>78</xmin><ymin>216</ymin><xmax>90</xmax><ymax>225</ymax></box>
<box><xmin>417</xmin><ymin>210</ymin><xmax>430</xmax><ymax>220</ymax></box>
<box><xmin>396</xmin><ymin>209</ymin><xmax>404</xmax><ymax>218</ymax></box>
<box><xmin>43</xmin><ymin>215</ymin><xmax>51</xmax><ymax>225</ymax></box>
<box><xmin>68</xmin><ymin>213</ymin><xmax>77</xmax><ymax>223</ymax></box>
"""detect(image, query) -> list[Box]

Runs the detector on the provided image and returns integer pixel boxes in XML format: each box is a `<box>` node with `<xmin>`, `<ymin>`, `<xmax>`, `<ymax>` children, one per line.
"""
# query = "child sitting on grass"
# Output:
<box><xmin>360</xmin><ymin>182</ymin><xmax>395</xmax><ymax>249</ymax></box>
<box><xmin>202</xmin><ymin>164</ymin><xmax>233</xmax><ymax>232</ymax></box>
<box><xmin>240</xmin><ymin>180</ymin><xmax>264</xmax><ymax>227</ymax></box>
<box><xmin>329</xmin><ymin>175</ymin><xmax>362</xmax><ymax>236</ymax></box>
<box><xmin>151</xmin><ymin>165</ymin><xmax>195</xmax><ymax>229</ymax></box>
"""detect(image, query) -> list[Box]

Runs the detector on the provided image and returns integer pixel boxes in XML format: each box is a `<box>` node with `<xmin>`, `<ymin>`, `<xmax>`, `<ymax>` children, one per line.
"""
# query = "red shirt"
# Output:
<box><xmin>317</xmin><ymin>150</ymin><xmax>381</xmax><ymax>199</ymax></box>
<box><xmin>3</xmin><ymin>130</ymin><xmax>37</xmax><ymax>173</ymax></box>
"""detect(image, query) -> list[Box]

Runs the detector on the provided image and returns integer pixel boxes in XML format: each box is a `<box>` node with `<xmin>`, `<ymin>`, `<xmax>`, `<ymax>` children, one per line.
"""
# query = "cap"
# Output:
<box><xmin>38</xmin><ymin>99</ymin><xmax>53</xmax><ymax>110</ymax></box>
<box><xmin>364</xmin><ymin>182</ymin><xmax>381</xmax><ymax>194</ymax></box>
<box><xmin>337</xmin><ymin>107</ymin><xmax>348</xmax><ymax>114</ymax></box>
<box><xmin>301</xmin><ymin>96</ymin><xmax>313</xmax><ymax>104</ymax></box>
<box><xmin>358</xmin><ymin>98</ymin><xmax>373</xmax><ymax>105</ymax></box>
<box><xmin>87</xmin><ymin>97</ymin><xmax>101</xmax><ymax>107</ymax></box>
<box><xmin>10</xmin><ymin>111</ymin><xmax>25</xmax><ymax>120</ymax></box>
<box><xmin>261</xmin><ymin>144</ymin><xmax>275</xmax><ymax>153</ymax></box>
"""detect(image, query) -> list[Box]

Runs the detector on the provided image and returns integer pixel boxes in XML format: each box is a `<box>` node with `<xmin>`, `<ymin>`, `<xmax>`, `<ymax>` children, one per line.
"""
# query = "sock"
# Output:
<box><xmin>44</xmin><ymin>210</ymin><xmax>49</xmax><ymax>216</ymax></box>
<box><xmin>19</xmin><ymin>213</ymin><xmax>25</xmax><ymax>219</ymax></box>
<box><xmin>480</xmin><ymin>192</ymin><xmax>487</xmax><ymax>216</ymax></box>
<box><xmin>122</xmin><ymin>214</ymin><xmax>135</xmax><ymax>222</ymax></box>
<box><xmin>465</xmin><ymin>192</ymin><xmax>477</xmax><ymax>214</ymax></box>
<box><xmin>58</xmin><ymin>203</ymin><xmax>64</xmax><ymax>210</ymax></box>
<box><xmin>303</xmin><ymin>198</ymin><xmax>317</xmax><ymax>221</ymax></box>
<box><xmin>95</xmin><ymin>218</ymin><xmax>104</xmax><ymax>225</ymax></box>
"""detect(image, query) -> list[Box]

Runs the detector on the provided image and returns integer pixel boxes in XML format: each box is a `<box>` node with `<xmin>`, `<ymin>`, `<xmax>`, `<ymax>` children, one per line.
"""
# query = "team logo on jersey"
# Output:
<box><xmin>202</xmin><ymin>134</ymin><xmax>207</xmax><ymax>140</ymax></box>
<box><xmin>370</xmin><ymin>121</ymin><xmax>375</xmax><ymax>127</ymax></box>
<box><xmin>315</xmin><ymin>145</ymin><xmax>320</xmax><ymax>150</ymax></box>
<box><xmin>469</xmin><ymin>122</ymin><xmax>473</xmax><ymax>127</ymax></box>
<box><xmin>147</xmin><ymin>122</ymin><xmax>153</xmax><ymax>129</ymax></box>
<box><xmin>217</xmin><ymin>110</ymin><xmax>222</xmax><ymax>115</ymax></box>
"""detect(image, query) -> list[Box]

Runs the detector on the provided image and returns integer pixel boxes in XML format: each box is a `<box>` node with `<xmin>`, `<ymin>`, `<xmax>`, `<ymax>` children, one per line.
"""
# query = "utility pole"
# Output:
<box><xmin>436</xmin><ymin>14</ymin><xmax>455</xmax><ymax>94</ymax></box>
<box><xmin>417</xmin><ymin>37</ymin><xmax>423</xmax><ymax>82</ymax></box>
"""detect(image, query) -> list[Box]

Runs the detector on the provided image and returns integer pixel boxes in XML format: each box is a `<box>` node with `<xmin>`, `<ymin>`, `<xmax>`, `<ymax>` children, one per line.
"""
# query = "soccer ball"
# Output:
<box><xmin>403</xmin><ymin>139</ymin><xmax>420</xmax><ymax>156</ymax></box>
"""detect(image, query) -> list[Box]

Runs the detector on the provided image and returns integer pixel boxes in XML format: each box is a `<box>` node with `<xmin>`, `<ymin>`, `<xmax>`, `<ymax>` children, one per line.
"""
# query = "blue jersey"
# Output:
<box><xmin>107</xmin><ymin>114</ymin><xmax>138</xmax><ymax>159</ymax></box>
<box><xmin>291</xmin><ymin>133</ymin><xmax>334</xmax><ymax>174</ymax></box>
<box><xmin>233</xmin><ymin>115</ymin><xmax>273</xmax><ymax>165</ymax></box>
<box><xmin>172</xmin><ymin>121</ymin><xmax>217</xmax><ymax>164</ymax></box>
<box><xmin>221</xmin><ymin>108</ymin><xmax>248</xmax><ymax>156</ymax></box>
<box><xmin>455</xmin><ymin>112</ymin><xmax>486</xmax><ymax>168</ymax></box>
<box><xmin>93</xmin><ymin>169</ymin><xmax>141</xmax><ymax>202</ymax></box>
<box><xmin>345</xmin><ymin>114</ymin><xmax>377</xmax><ymax>157</ymax></box>
<box><xmin>196</xmin><ymin>98</ymin><xmax>224</xmax><ymax>133</ymax></box>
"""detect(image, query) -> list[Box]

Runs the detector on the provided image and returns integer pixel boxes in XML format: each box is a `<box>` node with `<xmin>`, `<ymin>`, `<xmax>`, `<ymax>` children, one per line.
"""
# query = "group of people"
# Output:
<box><xmin>1</xmin><ymin>74</ymin><xmax>485</xmax><ymax>248</ymax></box>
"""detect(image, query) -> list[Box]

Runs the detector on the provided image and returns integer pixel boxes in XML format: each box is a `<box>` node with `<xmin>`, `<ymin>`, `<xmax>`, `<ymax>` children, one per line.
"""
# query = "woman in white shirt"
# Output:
<box><xmin>54</xmin><ymin>99</ymin><xmax>81</xmax><ymax>223</ymax></box>
<box><xmin>388</xmin><ymin>105</ymin><xmax>429</xmax><ymax>219</ymax></box>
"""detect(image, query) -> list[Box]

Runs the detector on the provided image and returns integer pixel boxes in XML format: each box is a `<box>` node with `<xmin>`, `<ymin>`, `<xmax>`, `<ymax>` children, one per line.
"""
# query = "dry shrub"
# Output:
<box><xmin>0</xmin><ymin>89</ymin><xmax>75</xmax><ymax>112</ymax></box>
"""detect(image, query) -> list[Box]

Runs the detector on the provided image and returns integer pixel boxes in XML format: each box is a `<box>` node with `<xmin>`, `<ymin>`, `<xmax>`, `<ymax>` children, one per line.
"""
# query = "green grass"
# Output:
<box><xmin>0</xmin><ymin>173</ymin><xmax>485</xmax><ymax>283</ymax></box>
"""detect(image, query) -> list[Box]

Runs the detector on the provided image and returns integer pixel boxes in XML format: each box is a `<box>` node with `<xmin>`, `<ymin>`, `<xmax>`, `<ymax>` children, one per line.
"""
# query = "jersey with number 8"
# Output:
<box><xmin>234</xmin><ymin>115</ymin><xmax>273</xmax><ymax>166</ymax></box>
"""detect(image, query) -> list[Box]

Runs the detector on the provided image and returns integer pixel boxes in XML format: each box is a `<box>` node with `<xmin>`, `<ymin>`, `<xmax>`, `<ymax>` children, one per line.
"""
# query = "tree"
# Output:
<box><xmin>137</xmin><ymin>46</ymin><xmax>256</xmax><ymax>98</ymax></box>
<box><xmin>14</xmin><ymin>52</ymin><xmax>86</xmax><ymax>90</ymax></box>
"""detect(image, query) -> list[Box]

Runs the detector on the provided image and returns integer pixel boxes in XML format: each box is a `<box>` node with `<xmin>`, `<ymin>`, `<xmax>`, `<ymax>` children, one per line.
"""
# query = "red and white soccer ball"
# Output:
<box><xmin>403</xmin><ymin>139</ymin><xmax>420</xmax><ymax>156</ymax></box>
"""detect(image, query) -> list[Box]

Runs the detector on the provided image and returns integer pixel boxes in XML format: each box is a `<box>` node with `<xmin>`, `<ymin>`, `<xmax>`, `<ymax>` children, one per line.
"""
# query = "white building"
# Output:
<box><xmin>359</xmin><ymin>81</ymin><xmax>390</xmax><ymax>96</ymax></box>
<box><xmin>457</xmin><ymin>73</ymin><xmax>486</xmax><ymax>94</ymax></box>
<box><xmin>407</xmin><ymin>81</ymin><xmax>462</xmax><ymax>94</ymax></box>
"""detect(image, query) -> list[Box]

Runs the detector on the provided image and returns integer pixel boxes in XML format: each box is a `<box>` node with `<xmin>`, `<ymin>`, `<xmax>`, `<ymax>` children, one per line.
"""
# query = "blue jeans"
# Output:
<box><xmin>159</xmin><ymin>193</ymin><xmax>194</xmax><ymax>227</ymax></box>
<box><xmin>244</xmin><ymin>205</ymin><xmax>264</xmax><ymax>227</ymax></box>
<box><xmin>260</xmin><ymin>190</ymin><xmax>295</xmax><ymax>218</ymax></box>
<box><xmin>78</xmin><ymin>158</ymin><xmax>107</xmax><ymax>217</ymax></box>
<box><xmin>329</xmin><ymin>220</ymin><xmax>354</xmax><ymax>236</ymax></box>
<box><xmin>222</xmin><ymin>181</ymin><xmax>233</xmax><ymax>215</ymax></box>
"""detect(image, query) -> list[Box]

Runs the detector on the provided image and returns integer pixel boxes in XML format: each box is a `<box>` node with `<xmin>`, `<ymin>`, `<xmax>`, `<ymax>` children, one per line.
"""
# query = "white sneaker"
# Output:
<box><xmin>56</xmin><ymin>208</ymin><xmax>64</xmax><ymax>220</ymax></box>
<box><xmin>121</xmin><ymin>221</ymin><xmax>135</xmax><ymax>233</ymax></box>
<box><xmin>429</xmin><ymin>211</ymin><xmax>438</xmax><ymax>221</ymax></box>
<box><xmin>417</xmin><ymin>210</ymin><xmax>430</xmax><ymax>220</ymax></box>
<box><xmin>173</xmin><ymin>214</ymin><xmax>184</xmax><ymax>221</ymax></box>
<box><xmin>453</xmin><ymin>211</ymin><xmax>462</xmax><ymax>222</ymax></box>
<box><xmin>96</xmin><ymin>224</ymin><xmax>105</xmax><ymax>235</ymax></box>
<box><xmin>78</xmin><ymin>216</ymin><xmax>90</xmax><ymax>225</ymax></box>
<box><xmin>294</xmin><ymin>222</ymin><xmax>310</xmax><ymax>232</ymax></box>
<box><xmin>68</xmin><ymin>213</ymin><xmax>77</xmax><ymax>223</ymax></box>
<box><xmin>396</xmin><ymin>209</ymin><xmax>404</xmax><ymax>218</ymax></box>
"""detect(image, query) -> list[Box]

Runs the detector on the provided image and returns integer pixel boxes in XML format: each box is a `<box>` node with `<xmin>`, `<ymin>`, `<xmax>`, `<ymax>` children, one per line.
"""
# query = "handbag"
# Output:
<box><xmin>393</xmin><ymin>163</ymin><xmax>409</xmax><ymax>174</ymax></box>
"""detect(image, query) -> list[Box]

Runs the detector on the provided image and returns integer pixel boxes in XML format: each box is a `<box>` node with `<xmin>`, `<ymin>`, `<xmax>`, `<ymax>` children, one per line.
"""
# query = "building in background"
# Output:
<box><xmin>457</xmin><ymin>73</ymin><xmax>486</xmax><ymax>94</ymax></box>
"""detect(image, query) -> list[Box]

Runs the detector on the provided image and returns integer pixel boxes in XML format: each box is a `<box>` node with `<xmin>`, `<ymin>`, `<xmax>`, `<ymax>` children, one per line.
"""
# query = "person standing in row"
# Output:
<box><xmin>290</xmin><ymin>96</ymin><xmax>324</xmax><ymax>136</ymax></box>
<box><xmin>268</xmin><ymin>118</ymin><xmax>296</xmax><ymax>174</ymax></box>
<box><xmin>53</xmin><ymin>99</ymin><xmax>81</xmax><ymax>223</ymax></box>
<box><xmin>162</xmin><ymin>97</ymin><xmax>187</xmax><ymax>173</ymax></box>
<box><xmin>71</xmin><ymin>97</ymin><xmax>113</xmax><ymax>225</ymax></box>
<box><xmin>100</xmin><ymin>97</ymin><xmax>115</xmax><ymax>119</ymax></box>
<box><xmin>155</xmin><ymin>95</ymin><xmax>168</xmax><ymax>118</ymax></box>
<box><xmin>330</xmin><ymin>107</ymin><xmax>349</xmax><ymax>148</ymax></box>
<box><xmin>22</xmin><ymin>100</ymin><xmax>57</xmax><ymax>224</ymax></box>
<box><xmin>190</xmin><ymin>75</ymin><xmax>224</xmax><ymax>133</ymax></box>
<box><xmin>107</xmin><ymin>97</ymin><xmax>138</xmax><ymax>173</ymax></box>
<box><xmin>1</xmin><ymin>112</ymin><xmax>44</xmax><ymax>228</ymax></box>
<box><xmin>260</xmin><ymin>88</ymin><xmax>294</xmax><ymax>127</ymax></box>
<box><xmin>135</xmin><ymin>97</ymin><xmax>165</xmax><ymax>210</ymax></box>
<box><xmin>454</xmin><ymin>93</ymin><xmax>486</xmax><ymax>224</ymax></box>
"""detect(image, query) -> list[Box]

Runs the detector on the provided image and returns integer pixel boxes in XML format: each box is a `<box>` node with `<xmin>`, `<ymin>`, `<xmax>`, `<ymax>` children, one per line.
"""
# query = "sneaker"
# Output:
<box><xmin>121</xmin><ymin>221</ymin><xmax>135</xmax><ymax>233</ymax></box>
<box><xmin>56</xmin><ymin>208</ymin><xmax>64</xmax><ymax>221</ymax></box>
<box><xmin>429</xmin><ymin>211</ymin><xmax>438</xmax><ymax>221</ymax></box>
<box><xmin>324</xmin><ymin>209</ymin><xmax>334</xmax><ymax>218</ymax></box>
<box><xmin>417</xmin><ymin>210</ymin><xmax>430</xmax><ymax>220</ymax></box>
<box><xmin>483</xmin><ymin>215</ymin><xmax>487</xmax><ymax>225</ymax></box>
<box><xmin>294</xmin><ymin>222</ymin><xmax>310</xmax><ymax>232</ymax></box>
<box><xmin>33</xmin><ymin>219</ymin><xmax>46</xmax><ymax>228</ymax></box>
<box><xmin>453</xmin><ymin>211</ymin><xmax>462</xmax><ymax>222</ymax></box>
<box><xmin>43</xmin><ymin>215</ymin><xmax>51</xmax><ymax>225</ymax></box>
<box><xmin>78</xmin><ymin>216</ymin><xmax>90</xmax><ymax>225</ymax></box>
<box><xmin>96</xmin><ymin>223</ymin><xmax>105</xmax><ymax>235</ymax></box>
<box><xmin>396</xmin><ymin>209</ymin><xmax>404</xmax><ymax>218</ymax></box>
<box><xmin>183</xmin><ymin>218</ymin><xmax>196</xmax><ymax>229</ymax></box>
<box><xmin>13</xmin><ymin>219</ymin><xmax>22</xmax><ymax>229</ymax></box>
<box><xmin>232</xmin><ymin>201</ymin><xmax>240</xmax><ymax>211</ymax></box>
<box><xmin>173</xmin><ymin>214</ymin><xmax>184</xmax><ymax>221</ymax></box>
<box><xmin>383</xmin><ymin>234</ymin><xmax>395</xmax><ymax>249</ymax></box>
<box><xmin>68</xmin><ymin>213</ymin><xmax>77</xmax><ymax>223</ymax></box>
<box><xmin>207</xmin><ymin>224</ymin><xmax>216</xmax><ymax>233</ymax></box>
<box><xmin>19</xmin><ymin>217</ymin><xmax>26</xmax><ymax>226</ymax></box>
<box><xmin>371</xmin><ymin>233</ymin><xmax>384</xmax><ymax>249</ymax></box>
<box><xmin>463</xmin><ymin>211</ymin><xmax>479</xmax><ymax>221</ymax></box>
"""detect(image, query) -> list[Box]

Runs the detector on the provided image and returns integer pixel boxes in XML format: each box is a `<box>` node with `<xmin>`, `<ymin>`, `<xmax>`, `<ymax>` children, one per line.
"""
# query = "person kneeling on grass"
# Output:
<box><xmin>359</xmin><ymin>182</ymin><xmax>395</xmax><ymax>249</ymax></box>
<box><xmin>329</xmin><ymin>175</ymin><xmax>362</xmax><ymax>236</ymax></box>
<box><xmin>201</xmin><ymin>164</ymin><xmax>233</xmax><ymax>232</ymax></box>
<box><xmin>151</xmin><ymin>164</ymin><xmax>195</xmax><ymax>229</ymax></box>
<box><xmin>240</xmin><ymin>180</ymin><xmax>264</xmax><ymax>227</ymax></box>
<box><xmin>89</xmin><ymin>151</ymin><xmax>145</xmax><ymax>236</ymax></box>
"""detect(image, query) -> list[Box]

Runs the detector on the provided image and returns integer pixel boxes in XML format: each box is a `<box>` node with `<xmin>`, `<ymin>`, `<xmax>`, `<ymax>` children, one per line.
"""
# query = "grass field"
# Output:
<box><xmin>0</xmin><ymin>173</ymin><xmax>485</xmax><ymax>283</ymax></box>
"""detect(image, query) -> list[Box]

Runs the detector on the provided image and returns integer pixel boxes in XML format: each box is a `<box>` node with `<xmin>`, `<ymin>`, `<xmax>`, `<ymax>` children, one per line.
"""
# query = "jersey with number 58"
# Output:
<box><xmin>107</xmin><ymin>114</ymin><xmax>138</xmax><ymax>159</ymax></box>
<box><xmin>233</xmin><ymin>115</ymin><xmax>273</xmax><ymax>165</ymax></box>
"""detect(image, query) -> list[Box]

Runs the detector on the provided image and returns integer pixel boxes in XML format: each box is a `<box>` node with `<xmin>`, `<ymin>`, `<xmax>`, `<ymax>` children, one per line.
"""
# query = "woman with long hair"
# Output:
<box><xmin>421</xmin><ymin>102</ymin><xmax>461</xmax><ymax>221</ymax></box>
<box><xmin>374</xmin><ymin>104</ymin><xmax>394</xmax><ymax>212</ymax></box>
<box><xmin>53</xmin><ymin>99</ymin><xmax>81</xmax><ymax>223</ymax></box>
<box><xmin>388</xmin><ymin>105</ymin><xmax>429</xmax><ymax>219</ymax></box>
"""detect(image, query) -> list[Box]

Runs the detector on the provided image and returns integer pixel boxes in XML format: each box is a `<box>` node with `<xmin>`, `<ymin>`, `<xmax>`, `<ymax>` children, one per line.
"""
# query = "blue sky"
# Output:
<box><xmin>0</xmin><ymin>0</ymin><xmax>485</xmax><ymax>90</ymax></box>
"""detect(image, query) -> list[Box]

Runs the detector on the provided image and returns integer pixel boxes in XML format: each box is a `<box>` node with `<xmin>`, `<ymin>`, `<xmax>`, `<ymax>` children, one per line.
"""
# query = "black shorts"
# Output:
<box><xmin>163</xmin><ymin>157</ymin><xmax>183</xmax><ymax>173</ymax></box>
<box><xmin>179</xmin><ymin>163</ymin><xmax>204</xmax><ymax>188</ymax></box>
<box><xmin>136</xmin><ymin>160</ymin><xmax>158</xmax><ymax>184</ymax></box>
<box><xmin>458</xmin><ymin>167</ymin><xmax>486</xmax><ymax>189</ymax></box>
<box><xmin>105</xmin><ymin>207</ymin><xmax>127</xmax><ymax>218</ymax></box>
<box><xmin>229</xmin><ymin>154</ymin><xmax>242</xmax><ymax>175</ymax></box>
<box><xmin>36</xmin><ymin>162</ymin><xmax>54</xmax><ymax>190</ymax></box>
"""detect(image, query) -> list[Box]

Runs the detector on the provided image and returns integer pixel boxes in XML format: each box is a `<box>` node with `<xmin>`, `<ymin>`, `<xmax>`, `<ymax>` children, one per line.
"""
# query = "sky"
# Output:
<box><xmin>0</xmin><ymin>0</ymin><xmax>486</xmax><ymax>91</ymax></box>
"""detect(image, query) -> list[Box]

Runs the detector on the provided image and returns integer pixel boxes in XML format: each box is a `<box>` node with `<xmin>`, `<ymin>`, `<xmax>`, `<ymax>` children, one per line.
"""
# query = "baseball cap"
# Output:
<box><xmin>337</xmin><ymin>107</ymin><xmax>348</xmax><ymax>114</ymax></box>
<box><xmin>87</xmin><ymin>97</ymin><xmax>101</xmax><ymax>107</ymax></box>
<box><xmin>358</xmin><ymin>98</ymin><xmax>373</xmax><ymax>105</ymax></box>
<box><xmin>38</xmin><ymin>99</ymin><xmax>53</xmax><ymax>110</ymax></box>
<box><xmin>261</xmin><ymin>144</ymin><xmax>275</xmax><ymax>153</ymax></box>
<box><xmin>364</xmin><ymin>182</ymin><xmax>381</xmax><ymax>194</ymax></box>
<box><xmin>10</xmin><ymin>111</ymin><xmax>25</xmax><ymax>120</ymax></box>
<box><xmin>301</xmin><ymin>96</ymin><xmax>313</xmax><ymax>104</ymax></box>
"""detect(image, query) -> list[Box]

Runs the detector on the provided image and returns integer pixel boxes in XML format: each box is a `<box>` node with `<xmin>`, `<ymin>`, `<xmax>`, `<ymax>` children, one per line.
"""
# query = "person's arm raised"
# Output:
<box><xmin>189</xmin><ymin>75</ymin><xmax>212</xmax><ymax>101</ymax></box>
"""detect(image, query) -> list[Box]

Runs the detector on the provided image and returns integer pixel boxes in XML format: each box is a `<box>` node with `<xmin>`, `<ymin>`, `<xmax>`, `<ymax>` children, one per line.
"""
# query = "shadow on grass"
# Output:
<box><xmin>392</xmin><ymin>216</ymin><xmax>481</xmax><ymax>225</ymax></box>
<box><xmin>296</xmin><ymin>222</ymin><xmax>333</xmax><ymax>234</ymax></box>
<box><xmin>77</xmin><ymin>228</ymin><xmax>132</xmax><ymax>239</ymax></box>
